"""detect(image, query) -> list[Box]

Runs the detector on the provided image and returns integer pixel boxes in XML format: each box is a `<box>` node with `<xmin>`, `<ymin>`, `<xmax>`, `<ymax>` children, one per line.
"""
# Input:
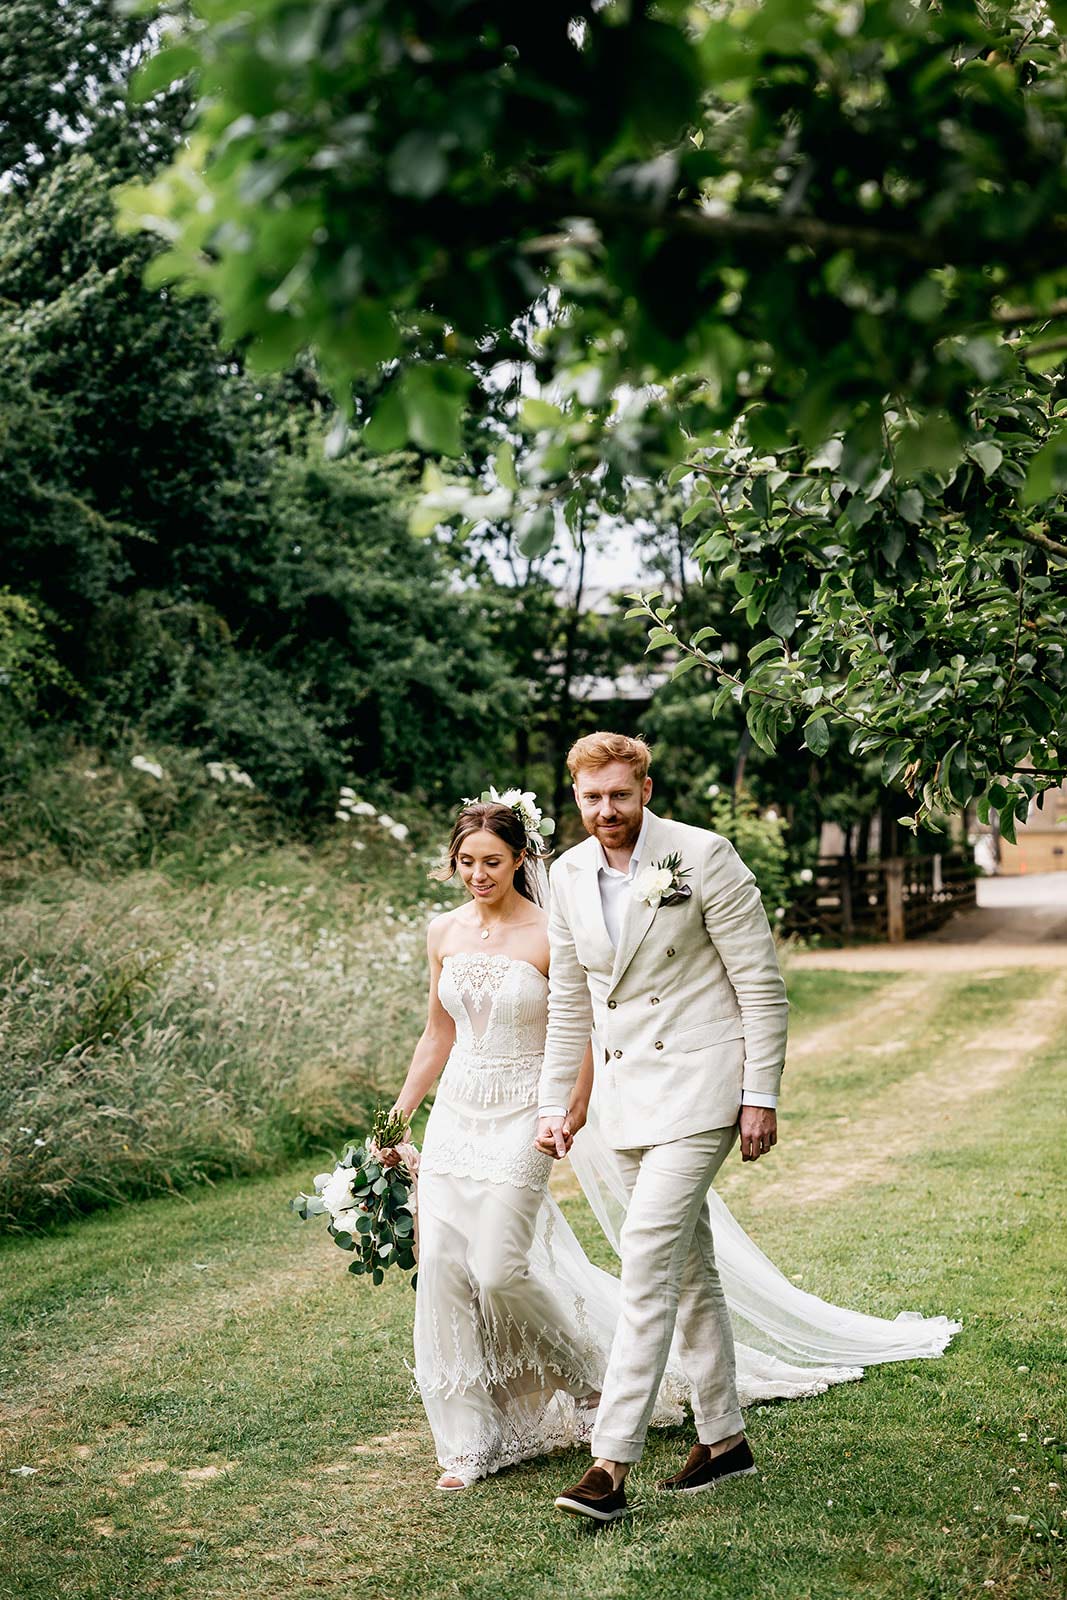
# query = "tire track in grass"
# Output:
<box><xmin>721</xmin><ymin>970</ymin><xmax>1066</xmax><ymax>1211</ymax></box>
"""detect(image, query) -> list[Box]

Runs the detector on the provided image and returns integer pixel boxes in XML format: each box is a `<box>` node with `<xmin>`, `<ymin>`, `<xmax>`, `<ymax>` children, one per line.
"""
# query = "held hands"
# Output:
<box><xmin>533</xmin><ymin>1102</ymin><xmax>587</xmax><ymax>1161</ymax></box>
<box><xmin>739</xmin><ymin>1106</ymin><xmax>777</xmax><ymax>1162</ymax></box>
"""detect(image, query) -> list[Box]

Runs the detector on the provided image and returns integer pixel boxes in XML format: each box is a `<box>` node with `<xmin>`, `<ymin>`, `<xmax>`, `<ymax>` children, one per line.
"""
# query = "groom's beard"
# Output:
<box><xmin>589</xmin><ymin>807</ymin><xmax>644</xmax><ymax>853</ymax></box>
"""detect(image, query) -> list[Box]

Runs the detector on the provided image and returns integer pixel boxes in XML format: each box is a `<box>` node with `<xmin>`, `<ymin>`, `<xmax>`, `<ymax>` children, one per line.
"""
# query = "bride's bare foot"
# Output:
<box><xmin>436</xmin><ymin>1472</ymin><xmax>466</xmax><ymax>1490</ymax></box>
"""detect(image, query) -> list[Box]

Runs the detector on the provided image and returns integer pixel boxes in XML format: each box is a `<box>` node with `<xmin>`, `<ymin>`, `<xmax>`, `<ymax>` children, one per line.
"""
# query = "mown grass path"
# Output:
<box><xmin>2</xmin><ymin>966</ymin><xmax>1065</xmax><ymax>1600</ymax></box>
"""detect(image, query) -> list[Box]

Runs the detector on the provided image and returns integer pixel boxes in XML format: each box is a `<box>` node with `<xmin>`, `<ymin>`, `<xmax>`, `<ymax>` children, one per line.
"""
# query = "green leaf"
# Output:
<box><xmin>766</xmin><ymin>590</ymin><xmax>797</xmax><ymax>639</ymax></box>
<box><xmin>802</xmin><ymin>713</ymin><xmax>831</xmax><ymax>757</ymax></box>
<box><xmin>711</xmin><ymin>680</ymin><xmax>735</xmax><ymax>717</ymax></box>
<box><xmin>363</xmin><ymin>386</ymin><xmax>407</xmax><ymax>453</ymax></box>
<box><xmin>895</xmin><ymin>414</ymin><xmax>963</xmax><ymax>480</ymax></box>
<box><xmin>897</xmin><ymin>489</ymin><xmax>925</xmax><ymax>525</ymax></box>
<box><xmin>968</xmin><ymin>441</ymin><xmax>1003</xmax><ymax>478</ymax></box>
<box><xmin>386</xmin><ymin>131</ymin><xmax>448</xmax><ymax>199</ymax></box>
<box><xmin>331</xmin><ymin>300</ymin><xmax>399</xmax><ymax>370</ymax></box>
<box><xmin>671</xmin><ymin>655</ymin><xmax>703</xmax><ymax>680</ymax></box>
<box><xmin>745</xmin><ymin>404</ymin><xmax>790</xmax><ymax>453</ymax></box>
<box><xmin>516</xmin><ymin>505</ymin><xmax>555</xmax><ymax>559</ymax></box>
<box><xmin>130</xmin><ymin>43</ymin><xmax>200</xmax><ymax>103</ymax></box>
<box><xmin>494</xmin><ymin>441</ymin><xmax>519</xmax><ymax>491</ymax></box>
<box><xmin>519</xmin><ymin>398</ymin><xmax>564</xmax><ymax>431</ymax></box>
<box><xmin>690</xmin><ymin>626</ymin><xmax>719</xmax><ymax>648</ymax></box>
<box><xmin>1022</xmin><ymin>424</ymin><xmax>1067</xmax><ymax>506</ymax></box>
<box><xmin>748</xmin><ymin>637</ymin><xmax>784</xmax><ymax>664</ymax></box>
<box><xmin>880</xmin><ymin>740</ymin><xmax>911</xmax><ymax>786</ymax></box>
<box><xmin>399</xmin><ymin>367</ymin><xmax>466</xmax><ymax>456</ymax></box>
<box><xmin>646</xmin><ymin>626</ymin><xmax>677</xmax><ymax>650</ymax></box>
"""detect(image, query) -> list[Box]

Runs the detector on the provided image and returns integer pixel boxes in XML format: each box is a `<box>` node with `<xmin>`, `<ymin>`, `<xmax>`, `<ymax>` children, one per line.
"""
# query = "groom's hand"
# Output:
<box><xmin>739</xmin><ymin>1106</ymin><xmax>777</xmax><ymax>1162</ymax></box>
<box><xmin>534</xmin><ymin>1116</ymin><xmax>571</xmax><ymax>1160</ymax></box>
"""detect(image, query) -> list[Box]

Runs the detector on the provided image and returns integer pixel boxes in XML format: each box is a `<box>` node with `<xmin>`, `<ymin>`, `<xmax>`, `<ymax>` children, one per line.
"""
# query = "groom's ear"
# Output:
<box><xmin>642</xmin><ymin>776</ymin><xmax>653</xmax><ymax>804</ymax></box>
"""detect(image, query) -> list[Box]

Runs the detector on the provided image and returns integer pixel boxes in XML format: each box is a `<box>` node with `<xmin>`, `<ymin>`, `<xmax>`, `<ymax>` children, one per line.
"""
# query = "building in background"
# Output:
<box><xmin>996</xmin><ymin>780</ymin><xmax>1067</xmax><ymax>875</ymax></box>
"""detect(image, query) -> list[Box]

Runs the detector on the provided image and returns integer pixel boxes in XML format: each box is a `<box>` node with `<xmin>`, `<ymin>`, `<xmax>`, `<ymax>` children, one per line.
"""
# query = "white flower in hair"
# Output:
<box><xmin>469</xmin><ymin>783</ymin><xmax>556</xmax><ymax>851</ymax></box>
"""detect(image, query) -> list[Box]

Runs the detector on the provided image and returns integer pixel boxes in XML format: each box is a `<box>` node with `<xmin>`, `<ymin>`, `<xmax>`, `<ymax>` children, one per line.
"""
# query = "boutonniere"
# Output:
<box><xmin>633</xmin><ymin>852</ymin><xmax>692</xmax><ymax>909</ymax></box>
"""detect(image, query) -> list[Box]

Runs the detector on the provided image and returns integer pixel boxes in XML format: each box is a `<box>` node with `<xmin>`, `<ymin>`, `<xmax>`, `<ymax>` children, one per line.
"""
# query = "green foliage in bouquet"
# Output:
<box><xmin>291</xmin><ymin>1107</ymin><xmax>417</xmax><ymax>1288</ymax></box>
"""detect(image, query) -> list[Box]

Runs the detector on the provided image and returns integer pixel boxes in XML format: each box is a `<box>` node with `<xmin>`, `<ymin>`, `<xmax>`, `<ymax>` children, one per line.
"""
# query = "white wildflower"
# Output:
<box><xmin>339</xmin><ymin>786</ymin><xmax>356</xmax><ymax>800</ymax></box>
<box><xmin>390</xmin><ymin>823</ymin><xmax>410</xmax><ymax>842</ymax></box>
<box><xmin>799</xmin><ymin>867</ymin><xmax>814</xmax><ymax>883</ymax></box>
<box><xmin>130</xmin><ymin>755</ymin><xmax>165</xmax><ymax>781</ymax></box>
<box><xmin>378</xmin><ymin>814</ymin><xmax>395</xmax><ymax>829</ymax></box>
<box><xmin>352</xmin><ymin>801</ymin><xmax>376</xmax><ymax>816</ymax></box>
<box><xmin>706</xmin><ymin>783</ymin><xmax>721</xmax><ymax>798</ymax></box>
<box><xmin>775</xmin><ymin>906</ymin><xmax>786</xmax><ymax>920</ymax></box>
<box><xmin>334</xmin><ymin>811</ymin><xmax>351</xmax><ymax>822</ymax></box>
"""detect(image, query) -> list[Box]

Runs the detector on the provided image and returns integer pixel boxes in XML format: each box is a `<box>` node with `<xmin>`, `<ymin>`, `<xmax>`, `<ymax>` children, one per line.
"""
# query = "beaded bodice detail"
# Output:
<box><xmin>437</xmin><ymin>952</ymin><xmax>548</xmax><ymax>1059</ymax></box>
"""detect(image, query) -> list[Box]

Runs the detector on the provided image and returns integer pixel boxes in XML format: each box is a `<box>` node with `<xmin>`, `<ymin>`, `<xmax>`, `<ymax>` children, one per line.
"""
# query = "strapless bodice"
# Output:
<box><xmin>436</xmin><ymin>952</ymin><xmax>548</xmax><ymax>1060</ymax></box>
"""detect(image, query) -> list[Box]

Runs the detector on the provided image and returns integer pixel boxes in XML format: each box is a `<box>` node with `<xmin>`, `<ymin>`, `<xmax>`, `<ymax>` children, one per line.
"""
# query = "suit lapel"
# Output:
<box><xmin>573</xmin><ymin>838</ymin><xmax>616</xmax><ymax>972</ymax></box>
<box><xmin>609</xmin><ymin>811</ymin><xmax>670</xmax><ymax>993</ymax></box>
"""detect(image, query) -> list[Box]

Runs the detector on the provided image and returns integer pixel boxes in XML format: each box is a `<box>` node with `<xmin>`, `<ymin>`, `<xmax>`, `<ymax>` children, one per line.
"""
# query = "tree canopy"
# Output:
<box><xmin>122</xmin><ymin>0</ymin><xmax>1067</xmax><ymax>833</ymax></box>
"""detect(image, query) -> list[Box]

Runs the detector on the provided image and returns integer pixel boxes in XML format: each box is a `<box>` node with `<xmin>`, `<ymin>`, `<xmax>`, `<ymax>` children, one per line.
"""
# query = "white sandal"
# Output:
<box><xmin>436</xmin><ymin>1473</ymin><xmax>467</xmax><ymax>1491</ymax></box>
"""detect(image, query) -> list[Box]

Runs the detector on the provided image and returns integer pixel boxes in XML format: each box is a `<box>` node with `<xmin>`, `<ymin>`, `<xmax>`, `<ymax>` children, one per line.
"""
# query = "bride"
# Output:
<box><xmin>388</xmin><ymin>792</ymin><xmax>957</xmax><ymax>1491</ymax></box>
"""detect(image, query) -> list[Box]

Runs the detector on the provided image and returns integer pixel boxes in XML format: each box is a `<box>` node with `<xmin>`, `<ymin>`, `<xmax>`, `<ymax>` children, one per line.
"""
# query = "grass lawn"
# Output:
<box><xmin>1</xmin><ymin>965</ymin><xmax>1065</xmax><ymax>1600</ymax></box>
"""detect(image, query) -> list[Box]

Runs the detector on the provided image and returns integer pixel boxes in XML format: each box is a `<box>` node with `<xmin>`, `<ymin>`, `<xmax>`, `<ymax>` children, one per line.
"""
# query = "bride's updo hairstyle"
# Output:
<box><xmin>432</xmin><ymin>802</ymin><xmax>540</xmax><ymax>904</ymax></box>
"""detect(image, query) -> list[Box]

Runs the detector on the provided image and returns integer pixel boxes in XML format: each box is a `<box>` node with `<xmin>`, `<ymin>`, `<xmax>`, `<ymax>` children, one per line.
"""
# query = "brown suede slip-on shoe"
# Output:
<box><xmin>657</xmin><ymin>1437</ymin><xmax>757</xmax><ymax>1493</ymax></box>
<box><xmin>554</xmin><ymin>1464</ymin><xmax>630</xmax><ymax>1522</ymax></box>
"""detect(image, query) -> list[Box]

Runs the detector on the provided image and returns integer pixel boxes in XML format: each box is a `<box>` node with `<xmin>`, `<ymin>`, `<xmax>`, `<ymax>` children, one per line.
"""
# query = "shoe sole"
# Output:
<box><xmin>658</xmin><ymin>1464</ymin><xmax>758</xmax><ymax>1494</ymax></box>
<box><xmin>554</xmin><ymin>1494</ymin><xmax>630</xmax><ymax>1522</ymax></box>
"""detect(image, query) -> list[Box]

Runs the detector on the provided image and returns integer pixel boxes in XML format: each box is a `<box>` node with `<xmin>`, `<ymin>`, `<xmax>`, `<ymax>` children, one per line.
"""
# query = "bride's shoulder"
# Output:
<box><xmin>427</xmin><ymin>905</ymin><xmax>467</xmax><ymax>953</ymax></box>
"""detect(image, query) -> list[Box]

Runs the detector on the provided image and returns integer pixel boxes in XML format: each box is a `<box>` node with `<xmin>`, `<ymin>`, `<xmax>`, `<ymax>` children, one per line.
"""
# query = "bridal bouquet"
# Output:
<box><xmin>290</xmin><ymin>1107</ymin><xmax>419</xmax><ymax>1288</ymax></box>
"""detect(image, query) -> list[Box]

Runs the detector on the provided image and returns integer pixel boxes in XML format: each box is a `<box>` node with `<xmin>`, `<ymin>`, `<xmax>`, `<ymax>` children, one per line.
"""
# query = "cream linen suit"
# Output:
<box><xmin>539</xmin><ymin>808</ymin><xmax>789</xmax><ymax>1463</ymax></box>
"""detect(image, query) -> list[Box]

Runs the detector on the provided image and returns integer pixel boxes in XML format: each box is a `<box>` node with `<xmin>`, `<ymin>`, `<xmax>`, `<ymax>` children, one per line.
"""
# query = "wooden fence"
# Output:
<box><xmin>784</xmin><ymin>854</ymin><xmax>978</xmax><ymax>945</ymax></box>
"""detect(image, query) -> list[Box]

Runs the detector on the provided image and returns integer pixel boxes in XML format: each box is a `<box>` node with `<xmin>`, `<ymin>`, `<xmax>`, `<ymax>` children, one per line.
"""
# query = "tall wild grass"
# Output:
<box><xmin>0</xmin><ymin>738</ymin><xmax>458</xmax><ymax>1231</ymax></box>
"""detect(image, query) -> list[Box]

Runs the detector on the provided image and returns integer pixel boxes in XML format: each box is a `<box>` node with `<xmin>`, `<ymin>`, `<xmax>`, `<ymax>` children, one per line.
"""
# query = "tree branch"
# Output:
<box><xmin>994</xmin><ymin>297</ymin><xmax>1067</xmax><ymax>325</ymax></box>
<box><xmin>526</xmin><ymin>192</ymin><xmax>943</xmax><ymax>264</ymax></box>
<box><xmin>1017</xmin><ymin>523</ymin><xmax>1067</xmax><ymax>561</ymax></box>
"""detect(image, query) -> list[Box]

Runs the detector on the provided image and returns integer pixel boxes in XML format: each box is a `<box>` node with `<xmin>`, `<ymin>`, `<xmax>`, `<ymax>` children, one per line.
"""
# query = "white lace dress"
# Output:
<box><xmin>414</xmin><ymin>953</ymin><xmax>620</xmax><ymax>1484</ymax></box>
<box><xmin>413</xmin><ymin>952</ymin><xmax>960</xmax><ymax>1485</ymax></box>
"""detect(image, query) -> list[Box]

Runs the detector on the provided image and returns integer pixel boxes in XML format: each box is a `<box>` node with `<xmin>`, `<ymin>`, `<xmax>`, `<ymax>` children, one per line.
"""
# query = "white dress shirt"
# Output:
<box><xmin>540</xmin><ymin>811</ymin><xmax>777</xmax><ymax>1116</ymax></box>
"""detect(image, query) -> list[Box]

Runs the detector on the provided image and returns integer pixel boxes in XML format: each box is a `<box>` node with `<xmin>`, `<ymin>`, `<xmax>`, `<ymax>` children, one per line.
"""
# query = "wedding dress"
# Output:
<box><xmin>414</xmin><ymin>952</ymin><xmax>959</xmax><ymax>1485</ymax></box>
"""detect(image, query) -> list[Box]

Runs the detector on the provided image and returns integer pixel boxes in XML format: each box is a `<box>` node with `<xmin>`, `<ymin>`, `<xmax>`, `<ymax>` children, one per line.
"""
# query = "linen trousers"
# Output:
<box><xmin>590</xmin><ymin>1123</ymin><xmax>743</xmax><ymax>1463</ymax></box>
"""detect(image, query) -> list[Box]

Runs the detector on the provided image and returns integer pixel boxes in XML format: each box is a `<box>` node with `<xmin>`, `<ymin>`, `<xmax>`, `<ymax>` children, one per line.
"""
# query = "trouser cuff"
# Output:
<box><xmin>590</xmin><ymin>1432</ymin><xmax>644</xmax><ymax>1464</ymax></box>
<box><xmin>695</xmin><ymin>1408</ymin><xmax>745</xmax><ymax>1445</ymax></box>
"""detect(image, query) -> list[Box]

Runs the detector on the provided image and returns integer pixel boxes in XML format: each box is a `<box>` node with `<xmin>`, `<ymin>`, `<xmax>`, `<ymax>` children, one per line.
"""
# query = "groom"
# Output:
<box><xmin>536</xmin><ymin>731</ymin><xmax>788</xmax><ymax>1521</ymax></box>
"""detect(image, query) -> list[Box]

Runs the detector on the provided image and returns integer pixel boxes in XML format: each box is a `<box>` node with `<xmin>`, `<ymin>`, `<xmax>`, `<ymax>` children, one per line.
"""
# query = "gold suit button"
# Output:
<box><xmin>666</xmin><ymin>947</ymin><xmax>676</xmax><ymax>957</ymax></box>
<box><xmin>613</xmin><ymin>1049</ymin><xmax>623</xmax><ymax>1059</ymax></box>
<box><xmin>655</xmin><ymin>1040</ymin><xmax>664</xmax><ymax>1050</ymax></box>
<box><xmin>608</xmin><ymin>999</ymin><xmax>617</xmax><ymax>1009</ymax></box>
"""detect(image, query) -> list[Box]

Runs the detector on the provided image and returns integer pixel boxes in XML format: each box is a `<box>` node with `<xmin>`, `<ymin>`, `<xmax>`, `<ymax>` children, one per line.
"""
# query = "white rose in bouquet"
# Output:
<box><xmin>319</xmin><ymin>1165</ymin><xmax>357</xmax><ymax>1217</ymax></box>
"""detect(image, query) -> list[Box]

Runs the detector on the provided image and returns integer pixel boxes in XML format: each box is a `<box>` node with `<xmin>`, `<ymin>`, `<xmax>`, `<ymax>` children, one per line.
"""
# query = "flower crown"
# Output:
<box><xmin>463</xmin><ymin>785</ymin><xmax>556</xmax><ymax>856</ymax></box>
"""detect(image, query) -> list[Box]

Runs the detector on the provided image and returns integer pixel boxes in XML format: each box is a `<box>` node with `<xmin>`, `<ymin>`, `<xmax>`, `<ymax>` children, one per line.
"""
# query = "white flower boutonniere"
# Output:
<box><xmin>633</xmin><ymin>852</ymin><xmax>692</xmax><ymax>909</ymax></box>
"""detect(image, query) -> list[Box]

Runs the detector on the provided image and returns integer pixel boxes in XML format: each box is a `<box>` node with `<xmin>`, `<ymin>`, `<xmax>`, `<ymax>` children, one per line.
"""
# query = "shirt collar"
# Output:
<box><xmin>595</xmin><ymin>808</ymin><xmax>650</xmax><ymax>880</ymax></box>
